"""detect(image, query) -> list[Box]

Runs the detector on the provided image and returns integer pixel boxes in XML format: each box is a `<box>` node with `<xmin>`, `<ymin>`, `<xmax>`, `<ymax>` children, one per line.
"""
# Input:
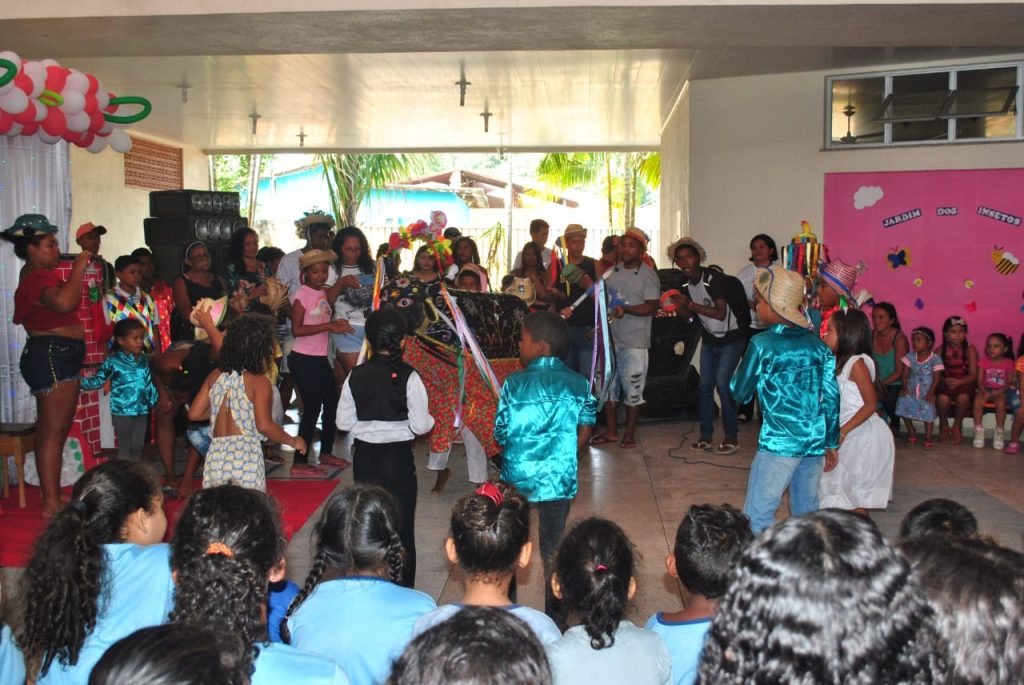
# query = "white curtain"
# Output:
<box><xmin>0</xmin><ymin>137</ymin><xmax>72</xmax><ymax>422</ymax></box>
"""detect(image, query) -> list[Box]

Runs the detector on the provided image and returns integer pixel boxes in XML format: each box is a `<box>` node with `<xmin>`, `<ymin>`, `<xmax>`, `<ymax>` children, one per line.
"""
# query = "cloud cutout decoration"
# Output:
<box><xmin>853</xmin><ymin>185</ymin><xmax>884</xmax><ymax>210</ymax></box>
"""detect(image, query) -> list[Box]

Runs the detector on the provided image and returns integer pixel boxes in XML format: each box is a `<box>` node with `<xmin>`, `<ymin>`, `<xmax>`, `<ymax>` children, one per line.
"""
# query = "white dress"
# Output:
<box><xmin>818</xmin><ymin>354</ymin><xmax>895</xmax><ymax>510</ymax></box>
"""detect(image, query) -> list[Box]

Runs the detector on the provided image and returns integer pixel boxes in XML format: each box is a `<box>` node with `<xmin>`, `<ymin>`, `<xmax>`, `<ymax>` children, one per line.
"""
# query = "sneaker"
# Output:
<box><xmin>973</xmin><ymin>433</ymin><xmax>985</xmax><ymax>449</ymax></box>
<box><xmin>1005</xmin><ymin>441</ymin><xmax>1020</xmax><ymax>454</ymax></box>
<box><xmin>993</xmin><ymin>430</ymin><xmax>1005</xmax><ymax>451</ymax></box>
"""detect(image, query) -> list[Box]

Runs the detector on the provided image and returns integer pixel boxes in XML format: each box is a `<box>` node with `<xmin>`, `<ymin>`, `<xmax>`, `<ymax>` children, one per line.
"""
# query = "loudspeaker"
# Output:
<box><xmin>640</xmin><ymin>366</ymin><xmax>701</xmax><ymax>419</ymax></box>
<box><xmin>149</xmin><ymin>189</ymin><xmax>241</xmax><ymax>217</ymax></box>
<box><xmin>144</xmin><ymin>215</ymin><xmax>247</xmax><ymax>247</ymax></box>
<box><xmin>150</xmin><ymin>245</ymin><xmax>230</xmax><ymax>284</ymax></box>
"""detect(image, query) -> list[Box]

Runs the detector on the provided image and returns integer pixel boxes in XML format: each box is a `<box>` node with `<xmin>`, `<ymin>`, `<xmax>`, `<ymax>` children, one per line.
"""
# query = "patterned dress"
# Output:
<box><xmin>895</xmin><ymin>352</ymin><xmax>944</xmax><ymax>422</ymax></box>
<box><xmin>203</xmin><ymin>371</ymin><xmax>266</xmax><ymax>491</ymax></box>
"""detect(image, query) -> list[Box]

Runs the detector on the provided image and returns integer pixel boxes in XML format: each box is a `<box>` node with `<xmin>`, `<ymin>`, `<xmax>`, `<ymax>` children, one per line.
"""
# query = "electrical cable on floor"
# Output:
<box><xmin>663</xmin><ymin>421</ymin><xmax>752</xmax><ymax>472</ymax></box>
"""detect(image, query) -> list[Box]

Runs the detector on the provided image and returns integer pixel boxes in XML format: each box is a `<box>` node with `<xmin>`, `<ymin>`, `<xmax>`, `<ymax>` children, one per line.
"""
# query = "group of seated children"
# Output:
<box><xmin>2</xmin><ymin>455</ymin><xmax>1021</xmax><ymax>685</ymax></box>
<box><xmin>895</xmin><ymin>315</ymin><xmax>1023</xmax><ymax>452</ymax></box>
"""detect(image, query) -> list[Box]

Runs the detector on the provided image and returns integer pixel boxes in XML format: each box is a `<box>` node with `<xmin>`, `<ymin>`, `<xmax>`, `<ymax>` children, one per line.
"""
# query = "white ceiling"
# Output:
<box><xmin>1</xmin><ymin>3</ymin><xmax>1022</xmax><ymax>152</ymax></box>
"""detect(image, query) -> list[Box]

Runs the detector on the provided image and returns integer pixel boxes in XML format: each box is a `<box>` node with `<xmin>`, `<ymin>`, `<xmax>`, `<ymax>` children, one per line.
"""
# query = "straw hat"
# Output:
<box><xmin>294</xmin><ymin>212</ymin><xmax>336</xmax><ymax>233</ymax></box>
<box><xmin>299</xmin><ymin>249</ymin><xmax>337</xmax><ymax>270</ymax></box>
<box><xmin>622</xmin><ymin>227</ymin><xmax>649</xmax><ymax>250</ymax></box>
<box><xmin>563</xmin><ymin>223</ymin><xmax>587</xmax><ymax>238</ymax></box>
<box><xmin>666</xmin><ymin>237</ymin><xmax>706</xmax><ymax>264</ymax></box>
<box><xmin>754</xmin><ymin>265</ymin><xmax>811</xmax><ymax>329</ymax></box>
<box><xmin>819</xmin><ymin>259</ymin><xmax>862</xmax><ymax>300</ymax></box>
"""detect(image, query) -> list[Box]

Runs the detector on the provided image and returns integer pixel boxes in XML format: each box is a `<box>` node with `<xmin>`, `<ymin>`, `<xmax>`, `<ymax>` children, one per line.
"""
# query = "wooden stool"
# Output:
<box><xmin>0</xmin><ymin>423</ymin><xmax>35</xmax><ymax>508</ymax></box>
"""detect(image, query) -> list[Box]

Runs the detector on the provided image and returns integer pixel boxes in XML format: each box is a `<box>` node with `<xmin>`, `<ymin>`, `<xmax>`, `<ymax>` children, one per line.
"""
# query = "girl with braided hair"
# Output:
<box><xmin>337</xmin><ymin>308</ymin><xmax>435</xmax><ymax>587</ymax></box>
<box><xmin>169</xmin><ymin>484</ymin><xmax>349</xmax><ymax>684</ymax></box>
<box><xmin>411</xmin><ymin>481</ymin><xmax>561</xmax><ymax>646</ymax></box>
<box><xmin>281</xmin><ymin>485</ymin><xmax>435</xmax><ymax>685</ymax></box>
<box><xmin>19</xmin><ymin>461</ymin><xmax>172</xmax><ymax>685</ymax></box>
<box><xmin>546</xmin><ymin>517</ymin><xmax>671</xmax><ymax>685</ymax></box>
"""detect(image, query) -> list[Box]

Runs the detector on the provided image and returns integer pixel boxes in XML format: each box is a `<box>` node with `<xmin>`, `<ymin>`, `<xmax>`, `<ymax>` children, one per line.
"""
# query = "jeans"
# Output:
<box><xmin>564</xmin><ymin>326</ymin><xmax>594</xmax><ymax>379</ymax></box>
<box><xmin>698</xmin><ymin>338</ymin><xmax>745</xmax><ymax>441</ymax></box>
<box><xmin>353</xmin><ymin>439</ymin><xmax>418</xmax><ymax>588</ymax></box>
<box><xmin>743</xmin><ymin>451</ymin><xmax>823</xmax><ymax>534</ymax></box>
<box><xmin>287</xmin><ymin>351</ymin><xmax>339</xmax><ymax>464</ymax></box>
<box><xmin>536</xmin><ymin>498</ymin><xmax>572</xmax><ymax>622</ymax></box>
<box><xmin>609</xmin><ymin>348</ymin><xmax>649</xmax><ymax>407</ymax></box>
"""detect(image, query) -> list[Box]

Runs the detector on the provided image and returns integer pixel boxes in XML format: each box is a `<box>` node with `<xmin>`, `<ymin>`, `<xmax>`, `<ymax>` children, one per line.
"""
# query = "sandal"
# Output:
<box><xmin>1004</xmin><ymin>442</ymin><xmax>1020</xmax><ymax>455</ymax></box>
<box><xmin>923</xmin><ymin>441</ymin><xmax>935</xmax><ymax>450</ymax></box>
<box><xmin>590</xmin><ymin>434</ymin><xmax>617</xmax><ymax>446</ymax></box>
<box><xmin>319</xmin><ymin>454</ymin><xmax>351</xmax><ymax>469</ymax></box>
<box><xmin>715</xmin><ymin>442</ymin><xmax>739</xmax><ymax>456</ymax></box>
<box><xmin>690</xmin><ymin>440</ymin><xmax>712</xmax><ymax>451</ymax></box>
<box><xmin>618</xmin><ymin>439</ymin><xmax>638</xmax><ymax>450</ymax></box>
<box><xmin>906</xmin><ymin>435</ymin><xmax>918</xmax><ymax>444</ymax></box>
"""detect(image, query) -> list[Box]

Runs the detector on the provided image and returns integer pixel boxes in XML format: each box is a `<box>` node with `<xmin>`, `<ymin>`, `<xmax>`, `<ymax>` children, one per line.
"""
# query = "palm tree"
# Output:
<box><xmin>536</xmin><ymin>152</ymin><xmax>660</xmax><ymax>231</ymax></box>
<box><xmin>316</xmin><ymin>153</ymin><xmax>433</xmax><ymax>228</ymax></box>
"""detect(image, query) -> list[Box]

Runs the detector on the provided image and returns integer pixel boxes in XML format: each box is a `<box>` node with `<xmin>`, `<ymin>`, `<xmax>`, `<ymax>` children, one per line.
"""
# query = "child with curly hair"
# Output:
<box><xmin>698</xmin><ymin>510</ymin><xmax>946</xmax><ymax>684</ymax></box>
<box><xmin>281</xmin><ymin>485</ymin><xmax>436</xmax><ymax>685</ymax></box>
<box><xmin>546</xmin><ymin>518</ymin><xmax>671</xmax><ymax>685</ymax></box>
<box><xmin>412</xmin><ymin>481</ymin><xmax>561</xmax><ymax>646</ymax></box>
<box><xmin>189</xmin><ymin>314</ymin><xmax>306</xmax><ymax>491</ymax></box>
<box><xmin>170</xmin><ymin>484</ymin><xmax>349</xmax><ymax>684</ymax></box>
<box><xmin>19</xmin><ymin>461</ymin><xmax>172</xmax><ymax>685</ymax></box>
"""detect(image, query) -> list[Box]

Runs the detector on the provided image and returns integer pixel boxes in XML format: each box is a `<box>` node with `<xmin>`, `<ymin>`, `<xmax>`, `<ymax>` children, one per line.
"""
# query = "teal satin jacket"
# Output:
<box><xmin>495</xmin><ymin>357</ymin><xmax>597</xmax><ymax>502</ymax></box>
<box><xmin>730</xmin><ymin>323</ymin><xmax>839</xmax><ymax>457</ymax></box>
<box><xmin>81</xmin><ymin>351</ymin><xmax>159</xmax><ymax>416</ymax></box>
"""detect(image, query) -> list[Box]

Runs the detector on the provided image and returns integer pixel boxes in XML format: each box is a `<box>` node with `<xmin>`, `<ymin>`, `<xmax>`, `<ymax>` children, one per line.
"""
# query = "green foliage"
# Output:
<box><xmin>535</xmin><ymin>151</ymin><xmax>660</xmax><ymax>231</ymax></box>
<box><xmin>316</xmin><ymin>153</ymin><xmax>435</xmax><ymax>228</ymax></box>
<box><xmin>212</xmin><ymin>155</ymin><xmax>275</xmax><ymax>193</ymax></box>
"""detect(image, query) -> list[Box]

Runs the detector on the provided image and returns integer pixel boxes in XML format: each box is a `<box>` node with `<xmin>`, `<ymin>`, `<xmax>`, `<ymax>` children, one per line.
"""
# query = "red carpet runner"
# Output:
<box><xmin>0</xmin><ymin>479</ymin><xmax>338</xmax><ymax>567</ymax></box>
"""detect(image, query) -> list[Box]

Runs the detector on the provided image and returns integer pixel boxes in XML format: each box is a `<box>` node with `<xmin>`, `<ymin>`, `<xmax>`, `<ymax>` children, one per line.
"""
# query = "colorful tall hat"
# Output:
<box><xmin>819</xmin><ymin>258</ymin><xmax>864</xmax><ymax>300</ymax></box>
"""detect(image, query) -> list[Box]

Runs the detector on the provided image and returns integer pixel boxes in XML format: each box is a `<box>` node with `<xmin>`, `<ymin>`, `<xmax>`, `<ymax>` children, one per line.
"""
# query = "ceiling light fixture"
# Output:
<box><xmin>480</xmin><ymin>102</ymin><xmax>492</xmax><ymax>133</ymax></box>
<box><xmin>249</xmin><ymin>112</ymin><xmax>261</xmax><ymax>136</ymax></box>
<box><xmin>177</xmin><ymin>81</ymin><xmax>191</xmax><ymax>104</ymax></box>
<box><xmin>297</xmin><ymin>128</ymin><xmax>307</xmax><ymax>148</ymax></box>
<box><xmin>455</xmin><ymin>64</ymin><xmax>471</xmax><ymax>107</ymax></box>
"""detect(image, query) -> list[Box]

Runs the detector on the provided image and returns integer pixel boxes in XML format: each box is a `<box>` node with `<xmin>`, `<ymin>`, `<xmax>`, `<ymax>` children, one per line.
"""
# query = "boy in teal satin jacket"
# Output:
<box><xmin>495</xmin><ymin>311</ymin><xmax>596</xmax><ymax>617</ymax></box>
<box><xmin>729</xmin><ymin>266</ymin><xmax>839</xmax><ymax>534</ymax></box>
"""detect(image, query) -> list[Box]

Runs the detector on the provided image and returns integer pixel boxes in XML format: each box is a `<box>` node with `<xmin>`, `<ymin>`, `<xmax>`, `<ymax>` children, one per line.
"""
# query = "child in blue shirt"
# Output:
<box><xmin>646</xmin><ymin>505</ymin><xmax>753</xmax><ymax>685</ymax></box>
<box><xmin>729</xmin><ymin>265</ymin><xmax>840</xmax><ymax>534</ymax></box>
<box><xmin>282</xmin><ymin>485</ymin><xmax>436</xmax><ymax>685</ymax></box>
<box><xmin>495</xmin><ymin>311</ymin><xmax>596</xmax><ymax>619</ymax></box>
<box><xmin>20</xmin><ymin>461</ymin><xmax>173</xmax><ymax>685</ymax></box>
<box><xmin>82</xmin><ymin>318</ymin><xmax>161</xmax><ymax>461</ymax></box>
<box><xmin>170</xmin><ymin>484</ymin><xmax>350</xmax><ymax>685</ymax></box>
<box><xmin>412</xmin><ymin>481</ymin><xmax>562</xmax><ymax>646</ymax></box>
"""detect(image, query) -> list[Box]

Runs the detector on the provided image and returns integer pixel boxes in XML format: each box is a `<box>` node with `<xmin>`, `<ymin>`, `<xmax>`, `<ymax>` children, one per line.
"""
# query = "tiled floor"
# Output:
<box><xmin>3</xmin><ymin>418</ymin><xmax>1020</xmax><ymax>628</ymax></box>
<box><xmin>282</xmin><ymin>417</ymin><xmax>1024</xmax><ymax>624</ymax></box>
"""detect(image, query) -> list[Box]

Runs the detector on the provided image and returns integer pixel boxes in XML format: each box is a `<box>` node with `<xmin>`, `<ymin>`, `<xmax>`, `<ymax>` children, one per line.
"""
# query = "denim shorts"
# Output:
<box><xmin>20</xmin><ymin>335</ymin><xmax>86</xmax><ymax>395</ymax></box>
<box><xmin>609</xmin><ymin>347</ymin><xmax>649</xmax><ymax>406</ymax></box>
<box><xmin>330</xmin><ymin>324</ymin><xmax>366</xmax><ymax>355</ymax></box>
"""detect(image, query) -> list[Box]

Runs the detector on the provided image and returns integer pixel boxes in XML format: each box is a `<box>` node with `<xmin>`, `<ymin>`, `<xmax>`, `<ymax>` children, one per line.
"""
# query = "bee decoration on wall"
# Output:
<box><xmin>992</xmin><ymin>246</ymin><xmax>1020</xmax><ymax>276</ymax></box>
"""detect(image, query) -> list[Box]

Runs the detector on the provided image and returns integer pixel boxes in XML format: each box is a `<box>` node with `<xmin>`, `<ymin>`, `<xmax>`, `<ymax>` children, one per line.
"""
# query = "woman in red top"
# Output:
<box><xmin>3</xmin><ymin>214</ymin><xmax>92</xmax><ymax>517</ymax></box>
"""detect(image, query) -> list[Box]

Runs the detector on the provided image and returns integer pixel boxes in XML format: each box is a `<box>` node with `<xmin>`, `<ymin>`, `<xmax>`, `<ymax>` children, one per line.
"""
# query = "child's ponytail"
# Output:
<box><xmin>20</xmin><ymin>461</ymin><xmax>159</xmax><ymax>676</ymax></box>
<box><xmin>365</xmin><ymin>308</ymin><xmax>408</xmax><ymax>383</ymax></box>
<box><xmin>281</xmin><ymin>485</ymin><xmax>405</xmax><ymax>643</ymax></box>
<box><xmin>170</xmin><ymin>485</ymin><xmax>284</xmax><ymax>673</ymax></box>
<box><xmin>554</xmin><ymin>518</ymin><xmax>635</xmax><ymax>650</ymax></box>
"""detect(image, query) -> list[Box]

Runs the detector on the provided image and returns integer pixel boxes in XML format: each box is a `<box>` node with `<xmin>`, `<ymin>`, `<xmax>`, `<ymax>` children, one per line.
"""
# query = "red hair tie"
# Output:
<box><xmin>475</xmin><ymin>482</ymin><xmax>503</xmax><ymax>507</ymax></box>
<box><xmin>595</xmin><ymin>564</ymin><xmax>608</xmax><ymax>572</ymax></box>
<box><xmin>206</xmin><ymin>542</ymin><xmax>234</xmax><ymax>558</ymax></box>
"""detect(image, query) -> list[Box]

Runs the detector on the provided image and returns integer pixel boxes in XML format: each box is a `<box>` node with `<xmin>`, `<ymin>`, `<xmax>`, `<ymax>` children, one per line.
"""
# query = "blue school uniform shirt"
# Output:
<box><xmin>267</xmin><ymin>579</ymin><xmax>300</xmax><ymax>643</ymax></box>
<box><xmin>547</xmin><ymin>620</ymin><xmax>672</xmax><ymax>685</ymax></box>
<box><xmin>495</xmin><ymin>356</ymin><xmax>597</xmax><ymax>502</ymax></box>
<box><xmin>412</xmin><ymin>603</ymin><xmax>562</xmax><ymax>646</ymax></box>
<box><xmin>285</xmin><ymin>577</ymin><xmax>436</xmax><ymax>685</ymax></box>
<box><xmin>1</xmin><ymin>625</ymin><xmax>26</xmax><ymax>685</ymax></box>
<box><xmin>35</xmin><ymin>543</ymin><xmax>174</xmax><ymax>685</ymax></box>
<box><xmin>252</xmin><ymin>642</ymin><xmax>351</xmax><ymax>685</ymax></box>
<box><xmin>644</xmin><ymin>614</ymin><xmax>712</xmax><ymax>685</ymax></box>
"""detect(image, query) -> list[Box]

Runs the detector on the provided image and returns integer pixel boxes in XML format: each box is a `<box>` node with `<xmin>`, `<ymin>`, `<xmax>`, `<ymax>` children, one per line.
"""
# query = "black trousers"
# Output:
<box><xmin>287</xmin><ymin>352</ymin><xmax>338</xmax><ymax>463</ymax></box>
<box><xmin>353</xmin><ymin>438</ymin><xmax>418</xmax><ymax>588</ymax></box>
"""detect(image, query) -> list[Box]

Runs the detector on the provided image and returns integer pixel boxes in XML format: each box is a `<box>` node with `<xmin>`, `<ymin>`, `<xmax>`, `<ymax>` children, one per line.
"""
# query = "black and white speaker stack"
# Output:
<box><xmin>144</xmin><ymin>190</ymin><xmax>245</xmax><ymax>281</ymax></box>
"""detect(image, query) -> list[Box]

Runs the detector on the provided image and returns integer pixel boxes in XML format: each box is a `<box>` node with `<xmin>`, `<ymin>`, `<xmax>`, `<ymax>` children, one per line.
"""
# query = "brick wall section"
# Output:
<box><xmin>56</xmin><ymin>258</ymin><xmax>110</xmax><ymax>455</ymax></box>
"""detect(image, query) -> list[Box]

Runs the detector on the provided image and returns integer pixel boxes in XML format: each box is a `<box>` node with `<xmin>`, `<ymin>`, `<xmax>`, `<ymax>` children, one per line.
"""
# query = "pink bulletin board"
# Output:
<box><xmin>824</xmin><ymin>169</ymin><xmax>1024</xmax><ymax>345</ymax></box>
